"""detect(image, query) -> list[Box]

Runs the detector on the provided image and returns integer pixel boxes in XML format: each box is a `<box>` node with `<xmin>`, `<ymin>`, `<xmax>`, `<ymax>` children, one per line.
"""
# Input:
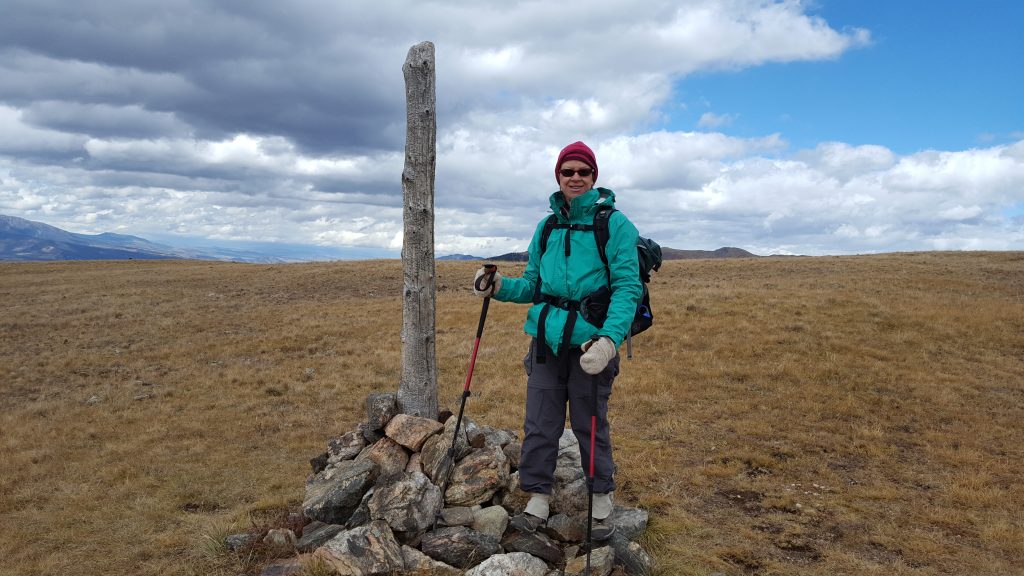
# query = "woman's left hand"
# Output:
<box><xmin>580</xmin><ymin>336</ymin><xmax>616</xmax><ymax>375</ymax></box>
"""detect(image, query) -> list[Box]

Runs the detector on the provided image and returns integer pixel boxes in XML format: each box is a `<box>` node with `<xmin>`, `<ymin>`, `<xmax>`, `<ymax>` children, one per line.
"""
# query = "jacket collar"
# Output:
<box><xmin>549</xmin><ymin>187</ymin><xmax>616</xmax><ymax>222</ymax></box>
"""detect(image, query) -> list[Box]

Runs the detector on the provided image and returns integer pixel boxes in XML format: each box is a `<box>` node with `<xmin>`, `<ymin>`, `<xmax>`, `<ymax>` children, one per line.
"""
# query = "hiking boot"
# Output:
<box><xmin>509</xmin><ymin>512</ymin><xmax>546</xmax><ymax>533</ymax></box>
<box><xmin>591</xmin><ymin>517</ymin><xmax>616</xmax><ymax>541</ymax></box>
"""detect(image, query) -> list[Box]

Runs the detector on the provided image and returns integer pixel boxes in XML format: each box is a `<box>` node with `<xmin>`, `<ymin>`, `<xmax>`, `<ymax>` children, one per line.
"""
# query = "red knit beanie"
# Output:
<box><xmin>555</xmin><ymin>141</ymin><xmax>598</xmax><ymax>184</ymax></box>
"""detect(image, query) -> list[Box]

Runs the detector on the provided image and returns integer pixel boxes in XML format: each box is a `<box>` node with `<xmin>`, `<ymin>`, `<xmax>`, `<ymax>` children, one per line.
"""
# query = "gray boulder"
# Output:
<box><xmin>501</xmin><ymin>528</ymin><xmax>564</xmax><ymax>565</ymax></box>
<box><xmin>303</xmin><ymin>459</ymin><xmax>378</xmax><ymax>525</ymax></box>
<box><xmin>355</xmin><ymin>437</ymin><xmax>409</xmax><ymax>479</ymax></box>
<box><xmin>327</xmin><ymin>430</ymin><xmax>367</xmax><ymax>464</ymax></box>
<box><xmin>312</xmin><ymin>520</ymin><xmax>404</xmax><ymax>576</ymax></box>
<box><xmin>296</xmin><ymin>521</ymin><xmax>344</xmax><ymax>552</ymax></box>
<box><xmin>224</xmin><ymin>532</ymin><xmax>256</xmax><ymax>551</ymax></box>
<box><xmin>552</xmin><ymin>475</ymin><xmax>588</xmax><ymax>517</ymax></box>
<box><xmin>345</xmin><ymin>488</ymin><xmax>375</xmax><ymax>528</ymax></box>
<box><xmin>565</xmin><ymin>545</ymin><xmax>614</xmax><ymax>576</ymax></box>
<box><xmin>445</xmin><ymin>445</ymin><xmax>510</xmax><ymax>507</ymax></box>
<box><xmin>551</xmin><ymin>430</ymin><xmax>588</xmax><ymax>515</ymax></box>
<box><xmin>365</xmin><ymin>393</ymin><xmax>398</xmax><ymax>431</ymax></box>
<box><xmin>440</xmin><ymin>506</ymin><xmax>476</xmax><ymax>527</ymax></box>
<box><xmin>607</xmin><ymin>506</ymin><xmax>649</xmax><ymax>541</ymax></box>
<box><xmin>468</xmin><ymin>425</ymin><xmax>516</xmax><ymax>449</ymax></box>
<box><xmin>543</xmin><ymin>513</ymin><xmax>585</xmax><ymax>543</ymax></box>
<box><xmin>420</xmin><ymin>526</ymin><xmax>501</xmax><ymax>570</ymax></box>
<box><xmin>385</xmin><ymin>413</ymin><xmax>444</xmax><ymax>451</ymax></box>
<box><xmin>471</xmin><ymin>505</ymin><xmax>509</xmax><ymax>541</ymax></box>
<box><xmin>496</xmin><ymin>471</ymin><xmax>531</xmax><ymax>513</ymax></box>
<box><xmin>610</xmin><ymin>533</ymin><xmax>657</xmax><ymax>576</ymax></box>
<box><xmin>400</xmin><ymin>545</ymin><xmax>462</xmax><ymax>575</ymax></box>
<box><xmin>420</xmin><ymin>414</ymin><xmax>472</xmax><ymax>484</ymax></box>
<box><xmin>464</xmin><ymin>552</ymin><xmax>550</xmax><ymax>576</ymax></box>
<box><xmin>503</xmin><ymin>438</ymin><xmax>522</xmax><ymax>469</ymax></box>
<box><xmin>367</xmin><ymin>471</ymin><xmax>442</xmax><ymax>537</ymax></box>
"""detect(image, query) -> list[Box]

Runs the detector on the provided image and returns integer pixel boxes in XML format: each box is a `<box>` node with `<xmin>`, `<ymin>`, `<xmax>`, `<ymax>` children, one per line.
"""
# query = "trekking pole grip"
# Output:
<box><xmin>474</xmin><ymin>264</ymin><xmax>498</xmax><ymax>295</ymax></box>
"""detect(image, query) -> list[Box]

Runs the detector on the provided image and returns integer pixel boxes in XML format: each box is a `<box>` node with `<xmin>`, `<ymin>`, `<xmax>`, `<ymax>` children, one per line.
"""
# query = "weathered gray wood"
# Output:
<box><xmin>399</xmin><ymin>41</ymin><xmax>439</xmax><ymax>419</ymax></box>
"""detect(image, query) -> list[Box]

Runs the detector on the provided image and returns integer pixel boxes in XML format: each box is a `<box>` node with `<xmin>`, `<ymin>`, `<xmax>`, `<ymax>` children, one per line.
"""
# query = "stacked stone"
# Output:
<box><xmin>252</xmin><ymin>392</ymin><xmax>656</xmax><ymax>576</ymax></box>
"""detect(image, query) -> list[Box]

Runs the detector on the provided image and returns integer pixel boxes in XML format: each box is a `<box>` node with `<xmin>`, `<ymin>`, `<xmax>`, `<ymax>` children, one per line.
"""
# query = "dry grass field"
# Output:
<box><xmin>1</xmin><ymin>252</ymin><xmax>1022</xmax><ymax>576</ymax></box>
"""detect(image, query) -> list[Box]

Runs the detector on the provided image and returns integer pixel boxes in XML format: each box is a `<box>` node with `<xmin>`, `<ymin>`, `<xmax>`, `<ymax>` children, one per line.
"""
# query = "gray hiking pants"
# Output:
<box><xmin>519</xmin><ymin>338</ymin><xmax>619</xmax><ymax>495</ymax></box>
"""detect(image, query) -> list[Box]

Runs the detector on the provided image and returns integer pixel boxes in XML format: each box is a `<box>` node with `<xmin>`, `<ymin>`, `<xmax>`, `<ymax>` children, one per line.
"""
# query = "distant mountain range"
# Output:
<box><xmin>2</xmin><ymin>214</ymin><xmax>760</xmax><ymax>263</ymax></box>
<box><xmin>445</xmin><ymin>246</ymin><xmax>759</xmax><ymax>262</ymax></box>
<box><xmin>0</xmin><ymin>215</ymin><xmax>288</xmax><ymax>263</ymax></box>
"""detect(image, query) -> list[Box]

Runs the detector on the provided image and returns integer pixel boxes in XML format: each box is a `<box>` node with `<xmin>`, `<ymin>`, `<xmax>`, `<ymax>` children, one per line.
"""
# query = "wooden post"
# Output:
<box><xmin>398</xmin><ymin>41</ymin><xmax>438</xmax><ymax>418</ymax></box>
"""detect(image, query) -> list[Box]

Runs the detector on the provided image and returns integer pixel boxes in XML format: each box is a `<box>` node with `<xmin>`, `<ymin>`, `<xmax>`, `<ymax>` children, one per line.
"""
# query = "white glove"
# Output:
<box><xmin>580</xmin><ymin>336</ymin><xmax>616</xmax><ymax>375</ymax></box>
<box><xmin>472</xmin><ymin>266</ymin><xmax>502</xmax><ymax>297</ymax></box>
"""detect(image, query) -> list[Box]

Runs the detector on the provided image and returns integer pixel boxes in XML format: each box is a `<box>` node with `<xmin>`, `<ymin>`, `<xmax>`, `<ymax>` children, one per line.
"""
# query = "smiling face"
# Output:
<box><xmin>558</xmin><ymin>159</ymin><xmax>595</xmax><ymax>202</ymax></box>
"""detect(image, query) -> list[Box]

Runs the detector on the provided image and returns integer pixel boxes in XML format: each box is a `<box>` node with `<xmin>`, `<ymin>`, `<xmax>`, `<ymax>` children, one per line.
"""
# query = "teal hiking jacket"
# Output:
<box><xmin>495</xmin><ymin>187</ymin><xmax>643</xmax><ymax>354</ymax></box>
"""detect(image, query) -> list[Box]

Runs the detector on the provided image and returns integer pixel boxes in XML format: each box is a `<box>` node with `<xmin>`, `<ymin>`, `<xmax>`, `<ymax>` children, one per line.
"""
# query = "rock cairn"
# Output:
<box><xmin>233</xmin><ymin>392</ymin><xmax>656</xmax><ymax>576</ymax></box>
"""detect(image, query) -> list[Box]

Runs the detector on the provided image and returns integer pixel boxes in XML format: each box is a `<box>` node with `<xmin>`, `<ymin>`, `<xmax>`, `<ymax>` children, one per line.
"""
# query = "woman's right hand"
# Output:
<box><xmin>472</xmin><ymin>265</ymin><xmax>502</xmax><ymax>297</ymax></box>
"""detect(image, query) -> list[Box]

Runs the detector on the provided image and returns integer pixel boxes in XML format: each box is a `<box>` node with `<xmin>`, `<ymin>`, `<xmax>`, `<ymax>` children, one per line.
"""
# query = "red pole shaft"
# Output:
<box><xmin>463</xmin><ymin>337</ymin><xmax>481</xmax><ymax>393</ymax></box>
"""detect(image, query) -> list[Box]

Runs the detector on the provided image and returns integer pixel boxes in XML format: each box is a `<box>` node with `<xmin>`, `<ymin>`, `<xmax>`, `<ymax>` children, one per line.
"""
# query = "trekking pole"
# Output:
<box><xmin>585</xmin><ymin>348</ymin><xmax>599</xmax><ymax>575</ymax></box>
<box><xmin>434</xmin><ymin>264</ymin><xmax>498</xmax><ymax>530</ymax></box>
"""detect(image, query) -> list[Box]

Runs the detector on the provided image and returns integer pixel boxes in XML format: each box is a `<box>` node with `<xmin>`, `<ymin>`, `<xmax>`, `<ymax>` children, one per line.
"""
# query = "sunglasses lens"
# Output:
<box><xmin>560</xmin><ymin>168</ymin><xmax>593</xmax><ymax>177</ymax></box>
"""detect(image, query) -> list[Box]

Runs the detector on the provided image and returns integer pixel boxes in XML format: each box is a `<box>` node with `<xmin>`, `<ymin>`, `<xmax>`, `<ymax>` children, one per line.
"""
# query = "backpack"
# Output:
<box><xmin>536</xmin><ymin>203</ymin><xmax>662</xmax><ymax>355</ymax></box>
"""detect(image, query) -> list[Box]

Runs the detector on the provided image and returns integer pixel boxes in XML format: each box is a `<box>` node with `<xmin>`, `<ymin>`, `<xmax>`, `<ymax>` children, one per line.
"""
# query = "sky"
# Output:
<box><xmin>1</xmin><ymin>0</ymin><xmax>1022</xmax><ymax>258</ymax></box>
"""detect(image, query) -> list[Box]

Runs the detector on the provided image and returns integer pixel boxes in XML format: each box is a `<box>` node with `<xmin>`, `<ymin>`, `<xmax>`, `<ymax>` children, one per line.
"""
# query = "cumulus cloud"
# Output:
<box><xmin>1</xmin><ymin>0</ymin><xmax>1020</xmax><ymax>257</ymax></box>
<box><xmin>697</xmin><ymin>112</ymin><xmax>738</xmax><ymax>129</ymax></box>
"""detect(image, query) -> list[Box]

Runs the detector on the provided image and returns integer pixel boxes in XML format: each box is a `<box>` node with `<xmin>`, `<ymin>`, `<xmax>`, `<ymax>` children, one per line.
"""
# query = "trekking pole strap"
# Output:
<box><xmin>474</xmin><ymin>264</ymin><xmax>498</xmax><ymax>296</ymax></box>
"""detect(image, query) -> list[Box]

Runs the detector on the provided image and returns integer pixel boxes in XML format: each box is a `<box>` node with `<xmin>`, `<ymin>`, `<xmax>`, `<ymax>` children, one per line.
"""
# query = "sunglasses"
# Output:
<box><xmin>559</xmin><ymin>167</ymin><xmax>594</xmax><ymax>178</ymax></box>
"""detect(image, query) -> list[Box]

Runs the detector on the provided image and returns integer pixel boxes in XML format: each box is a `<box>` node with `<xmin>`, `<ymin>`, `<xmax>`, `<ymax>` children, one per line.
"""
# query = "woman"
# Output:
<box><xmin>473</xmin><ymin>141</ymin><xmax>642</xmax><ymax>540</ymax></box>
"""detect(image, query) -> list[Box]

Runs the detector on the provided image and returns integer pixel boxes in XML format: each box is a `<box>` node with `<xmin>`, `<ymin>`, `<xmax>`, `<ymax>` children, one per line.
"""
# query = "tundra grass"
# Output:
<box><xmin>0</xmin><ymin>252</ymin><xmax>1021</xmax><ymax>575</ymax></box>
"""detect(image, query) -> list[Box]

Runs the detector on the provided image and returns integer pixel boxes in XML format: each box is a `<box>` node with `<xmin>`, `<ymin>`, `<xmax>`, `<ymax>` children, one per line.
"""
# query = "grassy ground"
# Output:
<box><xmin>1</xmin><ymin>252</ymin><xmax>1021</xmax><ymax>575</ymax></box>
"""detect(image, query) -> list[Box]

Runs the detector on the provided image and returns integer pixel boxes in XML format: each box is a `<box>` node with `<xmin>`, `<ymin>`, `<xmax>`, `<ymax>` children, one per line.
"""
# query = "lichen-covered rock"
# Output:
<box><xmin>225</xmin><ymin>532</ymin><xmax>256</xmax><ymax>551</ymax></box>
<box><xmin>440</xmin><ymin>506</ymin><xmax>476</xmax><ymax>527</ymax></box>
<box><xmin>367</xmin><ymin>471</ymin><xmax>441</xmax><ymax>537</ymax></box>
<box><xmin>552</xmin><ymin>475</ymin><xmax>588</xmax><ymax>517</ymax></box>
<box><xmin>551</xmin><ymin>430</ymin><xmax>588</xmax><ymax>516</ymax></box>
<box><xmin>468</xmin><ymin>425</ymin><xmax>516</xmax><ymax>450</ymax></box>
<box><xmin>365</xmin><ymin>393</ymin><xmax>398</xmax><ymax>431</ymax></box>
<box><xmin>312</xmin><ymin>520</ymin><xmax>404</xmax><ymax>576</ymax></box>
<box><xmin>503</xmin><ymin>438</ymin><xmax>522</xmax><ymax>469</ymax></box>
<box><xmin>497</xmin><ymin>471</ymin><xmax>531</xmax><ymax>514</ymax></box>
<box><xmin>355</xmin><ymin>437</ymin><xmax>409</xmax><ymax>479</ymax></box>
<box><xmin>400</xmin><ymin>545</ymin><xmax>463</xmax><ymax>575</ymax></box>
<box><xmin>609</xmin><ymin>533</ymin><xmax>656</xmax><ymax>576</ymax></box>
<box><xmin>303</xmin><ymin>459</ymin><xmax>377</xmax><ymax>525</ymax></box>
<box><xmin>543</xmin><ymin>513</ymin><xmax>585</xmax><ymax>543</ymax></box>
<box><xmin>565</xmin><ymin>546</ymin><xmax>615</xmax><ymax>576</ymax></box>
<box><xmin>471</xmin><ymin>505</ymin><xmax>509</xmax><ymax>541</ymax></box>
<box><xmin>385</xmin><ymin>413</ymin><xmax>444</xmax><ymax>452</ymax></box>
<box><xmin>501</xmin><ymin>528</ymin><xmax>564</xmax><ymax>565</ymax></box>
<box><xmin>464</xmin><ymin>552</ymin><xmax>550</xmax><ymax>576</ymax></box>
<box><xmin>555</xmin><ymin>429</ymin><xmax>582</xmax><ymax>477</ymax></box>
<box><xmin>296</xmin><ymin>521</ymin><xmax>345</xmax><ymax>552</ymax></box>
<box><xmin>445</xmin><ymin>445</ymin><xmax>509</xmax><ymax>507</ymax></box>
<box><xmin>345</xmin><ymin>488</ymin><xmax>375</xmax><ymax>528</ymax></box>
<box><xmin>420</xmin><ymin>526</ymin><xmax>501</xmax><ymax>570</ymax></box>
<box><xmin>405</xmin><ymin>452</ymin><xmax>423</xmax><ymax>475</ymax></box>
<box><xmin>262</xmin><ymin>528</ymin><xmax>297</xmax><ymax>552</ymax></box>
<box><xmin>328</xmin><ymin>430</ymin><xmax>368</xmax><ymax>464</ymax></box>
<box><xmin>607</xmin><ymin>506</ymin><xmax>649</xmax><ymax>541</ymax></box>
<box><xmin>420</xmin><ymin>414</ymin><xmax>472</xmax><ymax>484</ymax></box>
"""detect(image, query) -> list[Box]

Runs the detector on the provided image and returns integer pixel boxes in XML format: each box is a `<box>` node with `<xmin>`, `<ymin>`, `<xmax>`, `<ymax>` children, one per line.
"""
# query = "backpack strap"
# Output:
<box><xmin>592</xmin><ymin>206</ymin><xmax>616</xmax><ymax>272</ymax></box>
<box><xmin>534</xmin><ymin>213</ymin><xmax>593</xmax><ymax>369</ymax></box>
